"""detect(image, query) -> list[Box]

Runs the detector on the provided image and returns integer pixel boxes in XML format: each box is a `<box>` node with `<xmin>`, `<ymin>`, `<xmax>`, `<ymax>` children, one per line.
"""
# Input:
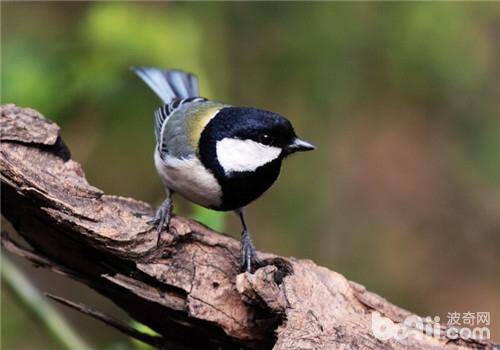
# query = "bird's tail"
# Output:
<box><xmin>131</xmin><ymin>67</ymin><xmax>200</xmax><ymax>104</ymax></box>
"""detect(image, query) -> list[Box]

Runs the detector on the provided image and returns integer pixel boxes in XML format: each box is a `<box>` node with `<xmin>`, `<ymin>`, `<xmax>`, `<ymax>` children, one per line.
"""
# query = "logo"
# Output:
<box><xmin>371</xmin><ymin>311</ymin><xmax>491</xmax><ymax>341</ymax></box>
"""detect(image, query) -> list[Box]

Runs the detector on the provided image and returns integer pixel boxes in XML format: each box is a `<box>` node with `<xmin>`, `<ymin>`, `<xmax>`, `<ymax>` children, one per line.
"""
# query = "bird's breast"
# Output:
<box><xmin>216</xmin><ymin>161</ymin><xmax>282</xmax><ymax>211</ymax></box>
<box><xmin>154</xmin><ymin>149</ymin><xmax>222</xmax><ymax>209</ymax></box>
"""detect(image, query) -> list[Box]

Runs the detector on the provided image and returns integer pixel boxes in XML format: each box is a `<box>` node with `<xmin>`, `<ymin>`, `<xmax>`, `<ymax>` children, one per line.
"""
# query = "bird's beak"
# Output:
<box><xmin>286</xmin><ymin>138</ymin><xmax>316</xmax><ymax>154</ymax></box>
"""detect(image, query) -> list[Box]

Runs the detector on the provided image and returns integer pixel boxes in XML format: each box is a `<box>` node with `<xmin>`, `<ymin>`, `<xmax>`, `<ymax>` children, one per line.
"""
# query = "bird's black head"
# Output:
<box><xmin>201</xmin><ymin>106</ymin><xmax>314</xmax><ymax>156</ymax></box>
<box><xmin>198</xmin><ymin>106</ymin><xmax>315</xmax><ymax>211</ymax></box>
<box><xmin>229</xmin><ymin>107</ymin><xmax>296</xmax><ymax>149</ymax></box>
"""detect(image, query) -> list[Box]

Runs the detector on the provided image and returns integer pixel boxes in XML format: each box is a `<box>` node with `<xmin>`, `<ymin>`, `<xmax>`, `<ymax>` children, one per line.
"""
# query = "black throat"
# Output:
<box><xmin>214</xmin><ymin>161</ymin><xmax>282</xmax><ymax>211</ymax></box>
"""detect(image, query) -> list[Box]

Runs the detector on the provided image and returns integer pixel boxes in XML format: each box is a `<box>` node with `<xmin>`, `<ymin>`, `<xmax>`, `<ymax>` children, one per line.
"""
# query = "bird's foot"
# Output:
<box><xmin>148</xmin><ymin>198</ymin><xmax>173</xmax><ymax>245</ymax></box>
<box><xmin>241</xmin><ymin>230</ymin><xmax>261</xmax><ymax>273</ymax></box>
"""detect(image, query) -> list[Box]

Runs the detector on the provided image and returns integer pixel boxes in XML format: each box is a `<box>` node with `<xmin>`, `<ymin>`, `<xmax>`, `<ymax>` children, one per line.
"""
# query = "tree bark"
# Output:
<box><xmin>1</xmin><ymin>104</ymin><xmax>497</xmax><ymax>350</ymax></box>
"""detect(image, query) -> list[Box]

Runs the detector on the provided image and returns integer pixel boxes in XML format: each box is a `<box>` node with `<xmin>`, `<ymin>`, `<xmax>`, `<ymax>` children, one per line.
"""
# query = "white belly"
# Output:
<box><xmin>154</xmin><ymin>149</ymin><xmax>222</xmax><ymax>208</ymax></box>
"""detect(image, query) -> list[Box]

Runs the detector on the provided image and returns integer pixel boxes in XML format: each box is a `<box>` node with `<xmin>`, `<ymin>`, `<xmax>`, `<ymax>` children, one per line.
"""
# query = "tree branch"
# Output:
<box><xmin>45</xmin><ymin>293</ymin><xmax>168</xmax><ymax>349</ymax></box>
<box><xmin>1</xmin><ymin>104</ymin><xmax>497</xmax><ymax>350</ymax></box>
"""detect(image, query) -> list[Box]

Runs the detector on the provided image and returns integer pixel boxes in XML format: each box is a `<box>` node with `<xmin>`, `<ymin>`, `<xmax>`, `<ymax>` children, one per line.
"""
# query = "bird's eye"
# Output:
<box><xmin>259</xmin><ymin>134</ymin><xmax>273</xmax><ymax>145</ymax></box>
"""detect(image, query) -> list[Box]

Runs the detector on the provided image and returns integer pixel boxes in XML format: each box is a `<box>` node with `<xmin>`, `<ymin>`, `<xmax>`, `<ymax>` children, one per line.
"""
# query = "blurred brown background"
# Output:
<box><xmin>2</xmin><ymin>2</ymin><xmax>500</xmax><ymax>349</ymax></box>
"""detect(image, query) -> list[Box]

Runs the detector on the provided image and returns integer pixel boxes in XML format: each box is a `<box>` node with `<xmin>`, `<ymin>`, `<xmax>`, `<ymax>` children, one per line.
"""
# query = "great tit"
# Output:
<box><xmin>132</xmin><ymin>67</ymin><xmax>315</xmax><ymax>272</ymax></box>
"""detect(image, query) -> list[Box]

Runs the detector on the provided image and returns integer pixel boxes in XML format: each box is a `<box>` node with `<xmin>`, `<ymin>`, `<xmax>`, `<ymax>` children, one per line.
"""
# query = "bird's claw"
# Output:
<box><xmin>241</xmin><ymin>230</ymin><xmax>260</xmax><ymax>273</ymax></box>
<box><xmin>149</xmin><ymin>198</ymin><xmax>172</xmax><ymax>245</ymax></box>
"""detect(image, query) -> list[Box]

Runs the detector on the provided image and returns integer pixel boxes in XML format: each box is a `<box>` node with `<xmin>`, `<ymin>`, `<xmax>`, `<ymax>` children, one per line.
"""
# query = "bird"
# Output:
<box><xmin>132</xmin><ymin>67</ymin><xmax>315</xmax><ymax>272</ymax></box>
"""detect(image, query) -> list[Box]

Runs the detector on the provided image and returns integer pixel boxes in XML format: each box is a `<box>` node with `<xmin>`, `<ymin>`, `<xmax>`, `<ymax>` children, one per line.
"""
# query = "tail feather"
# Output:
<box><xmin>131</xmin><ymin>67</ymin><xmax>200</xmax><ymax>104</ymax></box>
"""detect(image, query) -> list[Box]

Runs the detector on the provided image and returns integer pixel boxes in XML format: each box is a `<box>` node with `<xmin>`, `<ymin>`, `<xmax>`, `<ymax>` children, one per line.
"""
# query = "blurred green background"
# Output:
<box><xmin>2</xmin><ymin>2</ymin><xmax>500</xmax><ymax>349</ymax></box>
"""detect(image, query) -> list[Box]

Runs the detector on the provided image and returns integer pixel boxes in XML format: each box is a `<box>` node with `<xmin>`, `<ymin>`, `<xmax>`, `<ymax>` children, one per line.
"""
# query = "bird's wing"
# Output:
<box><xmin>154</xmin><ymin>97</ymin><xmax>206</xmax><ymax>150</ymax></box>
<box><xmin>157</xmin><ymin>100</ymin><xmax>229</xmax><ymax>159</ymax></box>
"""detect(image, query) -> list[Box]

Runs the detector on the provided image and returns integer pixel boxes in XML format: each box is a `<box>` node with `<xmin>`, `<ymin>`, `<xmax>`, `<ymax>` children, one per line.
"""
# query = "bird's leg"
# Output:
<box><xmin>148</xmin><ymin>188</ymin><xmax>173</xmax><ymax>245</ymax></box>
<box><xmin>236</xmin><ymin>209</ymin><xmax>261</xmax><ymax>272</ymax></box>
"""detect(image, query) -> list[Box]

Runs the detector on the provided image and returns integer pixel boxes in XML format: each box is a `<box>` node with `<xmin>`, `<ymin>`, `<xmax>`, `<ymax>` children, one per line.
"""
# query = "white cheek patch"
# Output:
<box><xmin>216</xmin><ymin>137</ymin><xmax>282</xmax><ymax>174</ymax></box>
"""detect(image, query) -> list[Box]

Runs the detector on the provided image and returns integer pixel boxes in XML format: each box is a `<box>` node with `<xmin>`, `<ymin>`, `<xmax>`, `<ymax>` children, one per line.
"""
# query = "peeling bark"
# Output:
<box><xmin>1</xmin><ymin>104</ymin><xmax>497</xmax><ymax>350</ymax></box>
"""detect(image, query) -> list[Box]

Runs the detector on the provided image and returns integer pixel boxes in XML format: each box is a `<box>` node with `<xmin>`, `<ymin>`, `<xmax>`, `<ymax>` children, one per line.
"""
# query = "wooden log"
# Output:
<box><xmin>1</xmin><ymin>104</ymin><xmax>497</xmax><ymax>350</ymax></box>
